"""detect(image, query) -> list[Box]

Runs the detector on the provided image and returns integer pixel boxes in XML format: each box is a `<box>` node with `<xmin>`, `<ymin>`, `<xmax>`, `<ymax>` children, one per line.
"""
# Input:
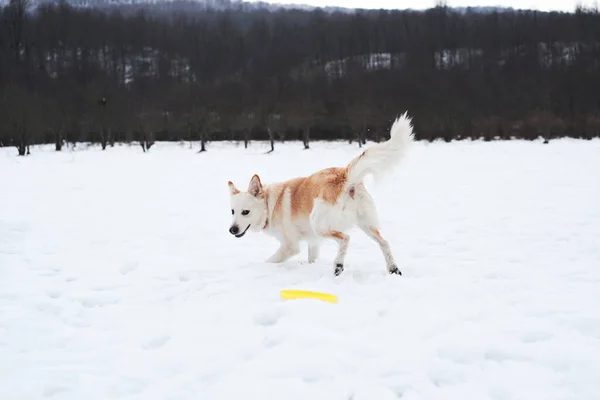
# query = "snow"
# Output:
<box><xmin>1</xmin><ymin>138</ymin><xmax>599</xmax><ymax>400</ymax></box>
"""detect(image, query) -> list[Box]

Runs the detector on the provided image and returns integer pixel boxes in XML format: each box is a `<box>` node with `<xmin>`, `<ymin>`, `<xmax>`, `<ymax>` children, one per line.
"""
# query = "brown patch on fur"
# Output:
<box><xmin>370</xmin><ymin>227</ymin><xmax>384</xmax><ymax>241</ymax></box>
<box><xmin>320</xmin><ymin>167</ymin><xmax>348</xmax><ymax>204</ymax></box>
<box><xmin>325</xmin><ymin>230</ymin><xmax>347</xmax><ymax>241</ymax></box>
<box><xmin>258</xmin><ymin>162</ymin><xmax>360</xmax><ymax>224</ymax></box>
<box><xmin>249</xmin><ymin>147</ymin><xmax>374</xmax><ymax>225</ymax></box>
<box><xmin>271</xmin><ymin>167</ymin><xmax>349</xmax><ymax>219</ymax></box>
<box><xmin>265</xmin><ymin>184</ymin><xmax>288</xmax><ymax>228</ymax></box>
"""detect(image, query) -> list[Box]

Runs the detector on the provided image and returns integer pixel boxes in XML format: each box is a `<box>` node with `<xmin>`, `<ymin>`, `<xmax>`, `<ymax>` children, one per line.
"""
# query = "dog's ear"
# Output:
<box><xmin>228</xmin><ymin>181</ymin><xmax>240</xmax><ymax>195</ymax></box>
<box><xmin>248</xmin><ymin>174</ymin><xmax>263</xmax><ymax>197</ymax></box>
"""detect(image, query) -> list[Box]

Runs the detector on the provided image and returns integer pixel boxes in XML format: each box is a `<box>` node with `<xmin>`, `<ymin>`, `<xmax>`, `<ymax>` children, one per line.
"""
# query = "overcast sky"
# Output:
<box><xmin>249</xmin><ymin>0</ymin><xmax>596</xmax><ymax>12</ymax></box>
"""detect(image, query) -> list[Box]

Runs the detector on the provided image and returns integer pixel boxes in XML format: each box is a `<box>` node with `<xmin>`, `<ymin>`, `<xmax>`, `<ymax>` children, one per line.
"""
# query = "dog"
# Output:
<box><xmin>227</xmin><ymin>112</ymin><xmax>415</xmax><ymax>276</ymax></box>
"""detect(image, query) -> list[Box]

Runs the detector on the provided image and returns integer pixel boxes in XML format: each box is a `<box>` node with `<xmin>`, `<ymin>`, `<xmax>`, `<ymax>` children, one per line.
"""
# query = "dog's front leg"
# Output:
<box><xmin>266</xmin><ymin>241</ymin><xmax>300</xmax><ymax>263</ymax></box>
<box><xmin>266</xmin><ymin>246</ymin><xmax>289</xmax><ymax>263</ymax></box>
<box><xmin>308</xmin><ymin>241</ymin><xmax>320</xmax><ymax>263</ymax></box>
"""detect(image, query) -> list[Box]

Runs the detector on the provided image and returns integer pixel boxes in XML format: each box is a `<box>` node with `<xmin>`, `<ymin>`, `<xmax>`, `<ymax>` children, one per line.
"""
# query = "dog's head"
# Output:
<box><xmin>227</xmin><ymin>174</ymin><xmax>268</xmax><ymax>238</ymax></box>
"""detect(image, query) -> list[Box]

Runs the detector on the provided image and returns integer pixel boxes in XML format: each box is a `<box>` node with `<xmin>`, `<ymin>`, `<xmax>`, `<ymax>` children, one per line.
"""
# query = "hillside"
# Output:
<box><xmin>1</xmin><ymin>0</ymin><xmax>599</xmax><ymax>154</ymax></box>
<box><xmin>1</xmin><ymin>0</ymin><xmax>517</xmax><ymax>14</ymax></box>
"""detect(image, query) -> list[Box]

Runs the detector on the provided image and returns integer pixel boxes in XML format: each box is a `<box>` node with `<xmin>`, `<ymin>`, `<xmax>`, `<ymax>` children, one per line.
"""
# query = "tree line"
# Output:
<box><xmin>1</xmin><ymin>0</ymin><xmax>600</xmax><ymax>155</ymax></box>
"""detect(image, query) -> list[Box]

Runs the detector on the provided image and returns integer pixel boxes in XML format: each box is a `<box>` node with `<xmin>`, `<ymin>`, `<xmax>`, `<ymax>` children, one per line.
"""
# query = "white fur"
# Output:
<box><xmin>229</xmin><ymin>190</ymin><xmax>267</xmax><ymax>235</ymax></box>
<box><xmin>265</xmin><ymin>188</ymin><xmax>302</xmax><ymax>263</ymax></box>
<box><xmin>228</xmin><ymin>112</ymin><xmax>415</xmax><ymax>275</ymax></box>
<box><xmin>307</xmin><ymin>183</ymin><xmax>397</xmax><ymax>274</ymax></box>
<box><xmin>346</xmin><ymin>111</ymin><xmax>415</xmax><ymax>187</ymax></box>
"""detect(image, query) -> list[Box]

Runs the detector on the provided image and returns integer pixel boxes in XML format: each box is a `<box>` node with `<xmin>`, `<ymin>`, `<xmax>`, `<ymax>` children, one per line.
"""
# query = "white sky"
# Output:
<box><xmin>250</xmin><ymin>0</ymin><xmax>597</xmax><ymax>12</ymax></box>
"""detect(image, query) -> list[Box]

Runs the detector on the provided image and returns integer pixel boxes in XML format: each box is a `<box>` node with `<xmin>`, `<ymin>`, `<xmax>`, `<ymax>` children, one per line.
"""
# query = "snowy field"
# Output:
<box><xmin>1</xmin><ymin>138</ymin><xmax>600</xmax><ymax>400</ymax></box>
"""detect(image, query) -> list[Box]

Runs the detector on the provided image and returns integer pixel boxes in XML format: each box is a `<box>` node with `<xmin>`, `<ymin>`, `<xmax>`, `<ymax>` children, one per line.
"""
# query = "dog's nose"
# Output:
<box><xmin>229</xmin><ymin>226</ymin><xmax>239</xmax><ymax>235</ymax></box>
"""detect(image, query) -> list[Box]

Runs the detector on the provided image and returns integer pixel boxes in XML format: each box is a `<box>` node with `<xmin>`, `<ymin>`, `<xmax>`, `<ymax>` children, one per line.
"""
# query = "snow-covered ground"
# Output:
<box><xmin>1</xmin><ymin>138</ymin><xmax>599</xmax><ymax>400</ymax></box>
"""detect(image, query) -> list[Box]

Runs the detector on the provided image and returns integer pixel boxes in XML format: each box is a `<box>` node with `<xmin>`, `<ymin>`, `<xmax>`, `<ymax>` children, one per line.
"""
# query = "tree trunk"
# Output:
<box><xmin>357</xmin><ymin>124</ymin><xmax>366</xmax><ymax>147</ymax></box>
<box><xmin>55</xmin><ymin>131</ymin><xmax>63</xmax><ymax>151</ymax></box>
<box><xmin>188</xmin><ymin>126</ymin><xmax>194</xmax><ymax>149</ymax></box>
<box><xmin>198</xmin><ymin>131</ymin><xmax>207</xmax><ymax>152</ymax></box>
<box><xmin>302</xmin><ymin>127</ymin><xmax>310</xmax><ymax>149</ymax></box>
<box><xmin>139</xmin><ymin>130</ymin><xmax>147</xmax><ymax>152</ymax></box>
<box><xmin>140</xmin><ymin>129</ymin><xmax>153</xmax><ymax>152</ymax></box>
<box><xmin>17</xmin><ymin>128</ymin><xmax>28</xmax><ymax>156</ymax></box>
<box><xmin>267</xmin><ymin>127</ymin><xmax>275</xmax><ymax>153</ymax></box>
<box><xmin>101</xmin><ymin>130</ymin><xmax>107</xmax><ymax>150</ymax></box>
<box><xmin>244</xmin><ymin>128</ymin><xmax>251</xmax><ymax>148</ymax></box>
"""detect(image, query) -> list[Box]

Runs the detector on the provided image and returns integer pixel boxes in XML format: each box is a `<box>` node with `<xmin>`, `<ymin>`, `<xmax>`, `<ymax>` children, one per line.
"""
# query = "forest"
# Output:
<box><xmin>1</xmin><ymin>0</ymin><xmax>600</xmax><ymax>155</ymax></box>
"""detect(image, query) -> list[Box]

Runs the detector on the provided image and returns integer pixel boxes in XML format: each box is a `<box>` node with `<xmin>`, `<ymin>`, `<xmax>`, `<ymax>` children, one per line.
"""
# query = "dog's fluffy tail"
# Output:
<box><xmin>345</xmin><ymin>111</ymin><xmax>415</xmax><ymax>187</ymax></box>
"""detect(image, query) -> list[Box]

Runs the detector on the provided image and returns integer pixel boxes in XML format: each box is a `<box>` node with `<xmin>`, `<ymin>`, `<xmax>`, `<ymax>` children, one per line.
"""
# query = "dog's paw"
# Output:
<box><xmin>334</xmin><ymin>263</ymin><xmax>344</xmax><ymax>276</ymax></box>
<box><xmin>388</xmin><ymin>265</ymin><xmax>402</xmax><ymax>275</ymax></box>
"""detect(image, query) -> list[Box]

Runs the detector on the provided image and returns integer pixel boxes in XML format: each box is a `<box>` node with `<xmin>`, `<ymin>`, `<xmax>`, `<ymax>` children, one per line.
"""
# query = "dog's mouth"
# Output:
<box><xmin>235</xmin><ymin>224</ymin><xmax>251</xmax><ymax>238</ymax></box>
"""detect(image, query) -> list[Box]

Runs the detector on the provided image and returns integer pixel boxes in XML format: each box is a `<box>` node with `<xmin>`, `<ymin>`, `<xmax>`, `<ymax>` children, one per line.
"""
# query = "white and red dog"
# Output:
<box><xmin>228</xmin><ymin>112</ymin><xmax>415</xmax><ymax>276</ymax></box>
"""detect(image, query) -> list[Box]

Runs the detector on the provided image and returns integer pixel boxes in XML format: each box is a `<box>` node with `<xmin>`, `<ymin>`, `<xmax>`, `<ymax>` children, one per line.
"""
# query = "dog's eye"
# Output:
<box><xmin>231</xmin><ymin>209</ymin><xmax>234</xmax><ymax>215</ymax></box>
<box><xmin>241</xmin><ymin>210</ymin><xmax>250</xmax><ymax>216</ymax></box>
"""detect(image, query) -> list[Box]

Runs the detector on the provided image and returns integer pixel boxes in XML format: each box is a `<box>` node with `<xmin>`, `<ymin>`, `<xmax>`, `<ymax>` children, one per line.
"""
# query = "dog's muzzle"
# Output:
<box><xmin>229</xmin><ymin>224</ymin><xmax>250</xmax><ymax>238</ymax></box>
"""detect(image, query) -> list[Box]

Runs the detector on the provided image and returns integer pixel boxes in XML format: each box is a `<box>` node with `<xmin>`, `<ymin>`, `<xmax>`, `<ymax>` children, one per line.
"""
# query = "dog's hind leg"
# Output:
<box><xmin>357</xmin><ymin>192</ymin><xmax>401</xmax><ymax>275</ymax></box>
<box><xmin>321</xmin><ymin>231</ymin><xmax>350</xmax><ymax>276</ymax></box>
<box><xmin>310</xmin><ymin>198</ymin><xmax>354</xmax><ymax>275</ymax></box>
<box><xmin>361</xmin><ymin>226</ymin><xmax>400</xmax><ymax>275</ymax></box>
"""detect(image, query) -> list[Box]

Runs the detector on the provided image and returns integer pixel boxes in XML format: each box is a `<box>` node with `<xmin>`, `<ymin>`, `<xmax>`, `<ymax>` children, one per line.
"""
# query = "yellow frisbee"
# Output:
<box><xmin>280</xmin><ymin>289</ymin><xmax>338</xmax><ymax>304</ymax></box>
